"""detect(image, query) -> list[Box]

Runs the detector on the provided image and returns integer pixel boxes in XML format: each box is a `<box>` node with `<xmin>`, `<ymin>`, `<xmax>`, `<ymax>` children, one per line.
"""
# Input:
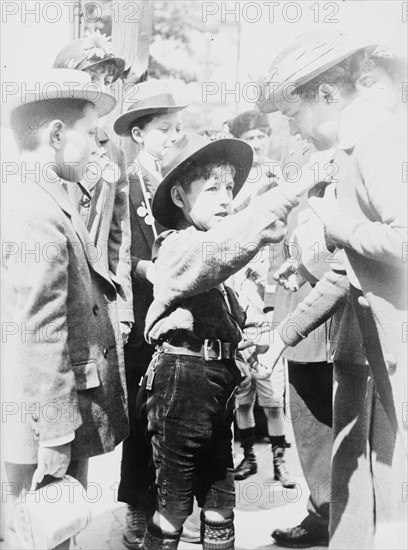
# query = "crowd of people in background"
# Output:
<box><xmin>1</xmin><ymin>26</ymin><xmax>407</xmax><ymax>550</ymax></box>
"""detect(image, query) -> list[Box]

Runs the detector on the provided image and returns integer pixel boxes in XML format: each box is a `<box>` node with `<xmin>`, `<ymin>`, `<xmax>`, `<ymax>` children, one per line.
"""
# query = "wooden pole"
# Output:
<box><xmin>106</xmin><ymin>0</ymin><xmax>153</xmax><ymax>160</ymax></box>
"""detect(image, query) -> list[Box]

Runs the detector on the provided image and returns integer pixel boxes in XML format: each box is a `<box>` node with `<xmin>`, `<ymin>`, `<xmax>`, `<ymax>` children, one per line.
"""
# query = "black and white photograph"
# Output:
<box><xmin>1</xmin><ymin>1</ymin><xmax>407</xmax><ymax>549</ymax></box>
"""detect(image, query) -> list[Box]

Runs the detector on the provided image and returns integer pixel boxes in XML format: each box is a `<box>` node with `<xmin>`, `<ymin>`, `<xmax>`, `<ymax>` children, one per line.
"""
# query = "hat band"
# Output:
<box><xmin>126</xmin><ymin>93</ymin><xmax>179</xmax><ymax>113</ymax></box>
<box><xmin>75</xmin><ymin>53</ymin><xmax>116</xmax><ymax>72</ymax></box>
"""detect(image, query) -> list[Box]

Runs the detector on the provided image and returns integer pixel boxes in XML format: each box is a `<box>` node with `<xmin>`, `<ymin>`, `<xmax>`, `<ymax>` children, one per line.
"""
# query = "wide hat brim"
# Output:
<box><xmin>259</xmin><ymin>35</ymin><xmax>377</xmax><ymax>113</ymax></box>
<box><xmin>152</xmin><ymin>133</ymin><xmax>253</xmax><ymax>229</ymax></box>
<box><xmin>3</xmin><ymin>89</ymin><xmax>117</xmax><ymax>126</ymax></box>
<box><xmin>114</xmin><ymin>103</ymin><xmax>189</xmax><ymax>136</ymax></box>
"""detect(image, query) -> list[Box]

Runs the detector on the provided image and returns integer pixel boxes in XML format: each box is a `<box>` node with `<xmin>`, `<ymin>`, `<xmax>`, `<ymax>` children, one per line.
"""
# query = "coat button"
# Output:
<box><xmin>93</xmin><ymin>305</ymin><xmax>99</xmax><ymax>315</ymax></box>
<box><xmin>103</xmin><ymin>348</ymin><xmax>109</xmax><ymax>358</ymax></box>
<box><xmin>357</xmin><ymin>296</ymin><xmax>370</xmax><ymax>309</ymax></box>
<box><xmin>81</xmin><ymin>197</ymin><xmax>91</xmax><ymax>208</ymax></box>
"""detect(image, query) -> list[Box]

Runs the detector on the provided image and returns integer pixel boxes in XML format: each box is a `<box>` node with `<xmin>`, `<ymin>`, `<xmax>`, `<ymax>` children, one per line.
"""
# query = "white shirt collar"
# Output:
<box><xmin>137</xmin><ymin>150</ymin><xmax>163</xmax><ymax>181</ymax></box>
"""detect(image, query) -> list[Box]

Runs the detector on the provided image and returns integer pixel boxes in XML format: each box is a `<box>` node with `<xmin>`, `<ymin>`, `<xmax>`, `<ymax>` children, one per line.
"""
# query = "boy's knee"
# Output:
<box><xmin>203</xmin><ymin>508</ymin><xmax>234</xmax><ymax>522</ymax></box>
<box><xmin>152</xmin><ymin>510</ymin><xmax>186</xmax><ymax>533</ymax></box>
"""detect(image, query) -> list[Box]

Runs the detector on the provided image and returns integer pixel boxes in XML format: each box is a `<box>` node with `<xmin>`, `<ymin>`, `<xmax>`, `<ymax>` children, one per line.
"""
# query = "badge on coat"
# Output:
<box><xmin>137</xmin><ymin>198</ymin><xmax>154</xmax><ymax>226</ymax></box>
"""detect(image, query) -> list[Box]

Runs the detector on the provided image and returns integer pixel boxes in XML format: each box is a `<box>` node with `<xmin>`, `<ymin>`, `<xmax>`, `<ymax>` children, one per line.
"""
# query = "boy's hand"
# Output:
<box><xmin>235</xmin><ymin>357</ymin><xmax>252</xmax><ymax>392</ymax></box>
<box><xmin>274</xmin><ymin>261</ymin><xmax>306</xmax><ymax>292</ymax></box>
<box><xmin>251</xmin><ymin>330</ymin><xmax>288</xmax><ymax>379</ymax></box>
<box><xmin>34</xmin><ymin>443</ymin><xmax>71</xmax><ymax>485</ymax></box>
<box><xmin>274</xmin><ymin>260</ymin><xmax>298</xmax><ymax>286</ymax></box>
<box><xmin>269</xmin><ymin>219</ymin><xmax>287</xmax><ymax>243</ymax></box>
<box><xmin>238</xmin><ymin>338</ymin><xmax>256</xmax><ymax>352</ymax></box>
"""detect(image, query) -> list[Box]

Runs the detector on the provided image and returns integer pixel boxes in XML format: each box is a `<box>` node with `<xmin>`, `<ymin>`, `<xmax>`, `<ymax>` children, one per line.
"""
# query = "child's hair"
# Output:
<box><xmin>362</xmin><ymin>54</ymin><xmax>407</xmax><ymax>85</ymax></box>
<box><xmin>84</xmin><ymin>60</ymin><xmax>120</xmax><ymax>80</ymax></box>
<box><xmin>176</xmin><ymin>154</ymin><xmax>236</xmax><ymax>191</ymax></box>
<box><xmin>129</xmin><ymin>113</ymin><xmax>156</xmax><ymax>135</ymax></box>
<box><xmin>10</xmin><ymin>98</ymin><xmax>93</xmax><ymax>152</ymax></box>
<box><xmin>228</xmin><ymin>110</ymin><xmax>271</xmax><ymax>139</ymax></box>
<box><xmin>295</xmin><ymin>50</ymin><xmax>365</xmax><ymax>101</ymax></box>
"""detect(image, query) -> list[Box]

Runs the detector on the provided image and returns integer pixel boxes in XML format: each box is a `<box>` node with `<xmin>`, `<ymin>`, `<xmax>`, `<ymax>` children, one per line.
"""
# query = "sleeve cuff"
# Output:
<box><xmin>40</xmin><ymin>432</ymin><xmax>75</xmax><ymax>447</ymax></box>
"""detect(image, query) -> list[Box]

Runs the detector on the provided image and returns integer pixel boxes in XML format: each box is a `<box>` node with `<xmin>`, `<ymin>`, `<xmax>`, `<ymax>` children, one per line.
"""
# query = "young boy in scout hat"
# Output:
<box><xmin>258</xmin><ymin>30</ymin><xmax>407</xmax><ymax>549</ymax></box>
<box><xmin>113</xmin><ymin>82</ymin><xmax>192</xmax><ymax>548</ymax></box>
<box><xmin>2</xmin><ymin>69</ymin><xmax>128</xmax><ymax>549</ymax></box>
<box><xmin>139</xmin><ymin>131</ymin><xmax>325</xmax><ymax>549</ymax></box>
<box><xmin>53</xmin><ymin>30</ymin><xmax>134</xmax><ymax>344</ymax></box>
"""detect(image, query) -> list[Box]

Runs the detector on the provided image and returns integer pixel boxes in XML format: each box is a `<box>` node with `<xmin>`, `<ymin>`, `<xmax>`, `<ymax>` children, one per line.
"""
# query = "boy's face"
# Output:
<box><xmin>239</xmin><ymin>128</ymin><xmax>269</xmax><ymax>163</ymax></box>
<box><xmin>57</xmin><ymin>103</ymin><xmax>98</xmax><ymax>182</ymax></box>
<box><xmin>180</xmin><ymin>164</ymin><xmax>236</xmax><ymax>231</ymax></box>
<box><xmin>139</xmin><ymin>112</ymin><xmax>182</xmax><ymax>160</ymax></box>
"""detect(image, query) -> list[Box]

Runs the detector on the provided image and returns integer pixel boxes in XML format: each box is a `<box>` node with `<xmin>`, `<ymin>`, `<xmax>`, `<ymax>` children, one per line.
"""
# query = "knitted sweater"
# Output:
<box><xmin>145</xmin><ymin>184</ymin><xmax>300</xmax><ymax>343</ymax></box>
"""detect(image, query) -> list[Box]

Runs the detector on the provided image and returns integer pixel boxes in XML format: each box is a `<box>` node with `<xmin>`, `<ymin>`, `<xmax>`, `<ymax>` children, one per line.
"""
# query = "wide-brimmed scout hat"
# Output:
<box><xmin>258</xmin><ymin>30</ymin><xmax>377</xmax><ymax>113</ymax></box>
<box><xmin>53</xmin><ymin>30</ymin><xmax>126</xmax><ymax>82</ymax></box>
<box><xmin>113</xmin><ymin>81</ymin><xmax>189</xmax><ymax>136</ymax></box>
<box><xmin>2</xmin><ymin>69</ymin><xmax>117</xmax><ymax>126</ymax></box>
<box><xmin>152</xmin><ymin>132</ymin><xmax>253</xmax><ymax>229</ymax></box>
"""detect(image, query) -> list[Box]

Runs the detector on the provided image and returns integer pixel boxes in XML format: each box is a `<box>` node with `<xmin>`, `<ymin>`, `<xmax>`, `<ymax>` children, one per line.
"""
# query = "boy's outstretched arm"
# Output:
<box><xmin>146</xmin><ymin>183</ymin><xmax>301</xmax><ymax>336</ymax></box>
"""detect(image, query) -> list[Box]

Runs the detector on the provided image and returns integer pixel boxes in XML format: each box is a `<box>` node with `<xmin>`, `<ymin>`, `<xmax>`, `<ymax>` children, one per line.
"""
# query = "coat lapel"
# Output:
<box><xmin>35</xmin><ymin>178</ymin><xmax>115</xmax><ymax>289</ymax></box>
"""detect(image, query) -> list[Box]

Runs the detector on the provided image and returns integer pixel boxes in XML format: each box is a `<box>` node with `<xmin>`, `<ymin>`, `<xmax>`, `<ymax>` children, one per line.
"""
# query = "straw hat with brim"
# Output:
<box><xmin>2</xmin><ymin>69</ymin><xmax>117</xmax><ymax>127</ymax></box>
<box><xmin>114</xmin><ymin>93</ymin><xmax>189</xmax><ymax>137</ymax></box>
<box><xmin>152</xmin><ymin>133</ymin><xmax>253</xmax><ymax>229</ymax></box>
<box><xmin>53</xmin><ymin>31</ymin><xmax>126</xmax><ymax>82</ymax></box>
<box><xmin>259</xmin><ymin>30</ymin><xmax>377</xmax><ymax>113</ymax></box>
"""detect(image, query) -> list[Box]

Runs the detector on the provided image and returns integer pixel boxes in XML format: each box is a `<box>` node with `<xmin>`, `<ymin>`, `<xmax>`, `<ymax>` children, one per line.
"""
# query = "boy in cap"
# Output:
<box><xmin>53</xmin><ymin>30</ymin><xmax>134</xmax><ymax>343</ymax></box>
<box><xmin>139</xmin><ymin>132</ymin><xmax>326</xmax><ymax>549</ymax></box>
<box><xmin>113</xmin><ymin>82</ymin><xmax>191</xmax><ymax>548</ymax></box>
<box><xmin>1</xmin><ymin>69</ymin><xmax>128</xmax><ymax>549</ymax></box>
<box><xmin>258</xmin><ymin>30</ymin><xmax>407</xmax><ymax>549</ymax></box>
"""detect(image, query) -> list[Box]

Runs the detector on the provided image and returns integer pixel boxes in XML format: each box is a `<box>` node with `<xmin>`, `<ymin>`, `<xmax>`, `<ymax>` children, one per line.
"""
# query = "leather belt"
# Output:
<box><xmin>158</xmin><ymin>339</ymin><xmax>236</xmax><ymax>361</ymax></box>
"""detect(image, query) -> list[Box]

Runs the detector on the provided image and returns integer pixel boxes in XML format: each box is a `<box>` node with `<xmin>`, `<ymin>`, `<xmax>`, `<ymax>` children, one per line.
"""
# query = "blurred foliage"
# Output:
<box><xmin>83</xmin><ymin>0</ymin><xmax>221</xmax><ymax>82</ymax></box>
<box><xmin>83</xmin><ymin>0</ymin><xmax>112</xmax><ymax>35</ymax></box>
<box><xmin>152</xmin><ymin>1</ymin><xmax>217</xmax><ymax>54</ymax></box>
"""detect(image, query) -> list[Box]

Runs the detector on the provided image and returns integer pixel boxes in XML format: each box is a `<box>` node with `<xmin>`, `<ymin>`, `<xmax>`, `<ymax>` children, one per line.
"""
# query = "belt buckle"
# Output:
<box><xmin>204</xmin><ymin>339</ymin><xmax>222</xmax><ymax>361</ymax></box>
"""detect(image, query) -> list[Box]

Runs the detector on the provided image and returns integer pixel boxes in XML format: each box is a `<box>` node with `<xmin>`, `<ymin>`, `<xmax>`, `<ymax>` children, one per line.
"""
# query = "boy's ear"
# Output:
<box><xmin>170</xmin><ymin>183</ymin><xmax>186</xmax><ymax>209</ymax></box>
<box><xmin>131</xmin><ymin>126</ymin><xmax>144</xmax><ymax>144</ymax></box>
<box><xmin>49</xmin><ymin>120</ymin><xmax>66</xmax><ymax>150</ymax></box>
